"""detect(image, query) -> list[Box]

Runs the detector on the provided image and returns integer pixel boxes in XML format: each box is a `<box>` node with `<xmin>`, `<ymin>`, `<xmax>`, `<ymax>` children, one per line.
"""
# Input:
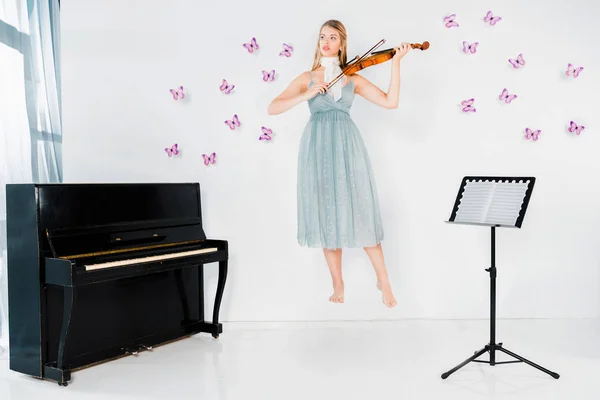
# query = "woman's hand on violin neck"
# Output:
<box><xmin>393</xmin><ymin>42</ymin><xmax>411</xmax><ymax>63</ymax></box>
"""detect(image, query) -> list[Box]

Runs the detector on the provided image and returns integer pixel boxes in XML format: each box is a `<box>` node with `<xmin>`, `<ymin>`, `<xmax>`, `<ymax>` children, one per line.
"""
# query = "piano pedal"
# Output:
<box><xmin>139</xmin><ymin>344</ymin><xmax>153</xmax><ymax>351</ymax></box>
<box><xmin>122</xmin><ymin>348</ymin><xmax>138</xmax><ymax>356</ymax></box>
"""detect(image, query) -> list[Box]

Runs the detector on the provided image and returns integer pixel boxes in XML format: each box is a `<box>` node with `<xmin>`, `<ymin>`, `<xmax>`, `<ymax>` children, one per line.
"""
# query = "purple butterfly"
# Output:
<box><xmin>220</xmin><ymin>79</ymin><xmax>235</xmax><ymax>94</ymax></box>
<box><xmin>568</xmin><ymin>120</ymin><xmax>585</xmax><ymax>135</ymax></box>
<box><xmin>262</xmin><ymin>69</ymin><xmax>275</xmax><ymax>82</ymax></box>
<box><xmin>165</xmin><ymin>143</ymin><xmax>179</xmax><ymax>157</ymax></box>
<box><xmin>462</xmin><ymin>41</ymin><xmax>478</xmax><ymax>54</ymax></box>
<box><xmin>565</xmin><ymin>63</ymin><xmax>584</xmax><ymax>78</ymax></box>
<box><xmin>280</xmin><ymin>43</ymin><xmax>293</xmax><ymax>57</ymax></box>
<box><xmin>169</xmin><ymin>86</ymin><xmax>184</xmax><ymax>100</ymax></box>
<box><xmin>499</xmin><ymin>88</ymin><xmax>518</xmax><ymax>103</ymax></box>
<box><xmin>243</xmin><ymin>37</ymin><xmax>259</xmax><ymax>53</ymax></box>
<box><xmin>461</xmin><ymin>98</ymin><xmax>476</xmax><ymax>112</ymax></box>
<box><xmin>224</xmin><ymin>114</ymin><xmax>240</xmax><ymax>130</ymax></box>
<box><xmin>259</xmin><ymin>126</ymin><xmax>273</xmax><ymax>141</ymax></box>
<box><xmin>444</xmin><ymin>14</ymin><xmax>459</xmax><ymax>28</ymax></box>
<box><xmin>508</xmin><ymin>53</ymin><xmax>525</xmax><ymax>68</ymax></box>
<box><xmin>483</xmin><ymin>10</ymin><xmax>502</xmax><ymax>25</ymax></box>
<box><xmin>525</xmin><ymin>128</ymin><xmax>541</xmax><ymax>141</ymax></box>
<box><xmin>202</xmin><ymin>152</ymin><xmax>216</xmax><ymax>165</ymax></box>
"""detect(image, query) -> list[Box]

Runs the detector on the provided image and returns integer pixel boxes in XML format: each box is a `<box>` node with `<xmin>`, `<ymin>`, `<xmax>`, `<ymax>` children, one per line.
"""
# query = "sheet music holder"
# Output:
<box><xmin>441</xmin><ymin>176</ymin><xmax>560</xmax><ymax>380</ymax></box>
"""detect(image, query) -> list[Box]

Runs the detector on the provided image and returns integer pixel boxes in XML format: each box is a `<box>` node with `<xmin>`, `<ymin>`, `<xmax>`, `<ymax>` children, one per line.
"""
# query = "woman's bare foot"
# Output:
<box><xmin>323</xmin><ymin>248</ymin><xmax>344</xmax><ymax>303</ymax></box>
<box><xmin>377</xmin><ymin>281</ymin><xmax>397</xmax><ymax>308</ymax></box>
<box><xmin>329</xmin><ymin>282</ymin><xmax>344</xmax><ymax>303</ymax></box>
<box><xmin>364</xmin><ymin>244</ymin><xmax>396</xmax><ymax>308</ymax></box>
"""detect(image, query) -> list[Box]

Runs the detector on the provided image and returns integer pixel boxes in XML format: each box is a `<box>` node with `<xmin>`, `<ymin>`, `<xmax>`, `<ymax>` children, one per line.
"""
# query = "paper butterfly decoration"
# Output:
<box><xmin>280</xmin><ymin>43</ymin><xmax>293</xmax><ymax>57</ymax></box>
<box><xmin>568</xmin><ymin>120</ymin><xmax>585</xmax><ymax>135</ymax></box>
<box><xmin>165</xmin><ymin>143</ymin><xmax>179</xmax><ymax>157</ymax></box>
<box><xmin>202</xmin><ymin>152</ymin><xmax>216</xmax><ymax>165</ymax></box>
<box><xmin>259</xmin><ymin>126</ymin><xmax>273</xmax><ymax>141</ymax></box>
<box><xmin>499</xmin><ymin>88</ymin><xmax>518</xmax><ymax>103</ymax></box>
<box><xmin>243</xmin><ymin>37</ymin><xmax>259</xmax><ymax>53</ymax></box>
<box><xmin>262</xmin><ymin>69</ymin><xmax>275</xmax><ymax>82</ymax></box>
<box><xmin>508</xmin><ymin>53</ymin><xmax>525</xmax><ymax>68</ymax></box>
<box><xmin>220</xmin><ymin>79</ymin><xmax>235</xmax><ymax>94</ymax></box>
<box><xmin>525</xmin><ymin>128</ymin><xmax>541</xmax><ymax>141</ymax></box>
<box><xmin>224</xmin><ymin>114</ymin><xmax>240</xmax><ymax>130</ymax></box>
<box><xmin>565</xmin><ymin>63</ymin><xmax>584</xmax><ymax>78</ymax></box>
<box><xmin>169</xmin><ymin>86</ymin><xmax>184</xmax><ymax>100</ymax></box>
<box><xmin>461</xmin><ymin>98</ymin><xmax>476</xmax><ymax>112</ymax></box>
<box><xmin>483</xmin><ymin>10</ymin><xmax>502</xmax><ymax>25</ymax></box>
<box><xmin>443</xmin><ymin>14</ymin><xmax>459</xmax><ymax>28</ymax></box>
<box><xmin>462</xmin><ymin>41</ymin><xmax>478</xmax><ymax>54</ymax></box>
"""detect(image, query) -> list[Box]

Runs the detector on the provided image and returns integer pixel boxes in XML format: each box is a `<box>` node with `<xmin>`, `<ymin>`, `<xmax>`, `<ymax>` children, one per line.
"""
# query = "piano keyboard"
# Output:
<box><xmin>84</xmin><ymin>247</ymin><xmax>219</xmax><ymax>271</ymax></box>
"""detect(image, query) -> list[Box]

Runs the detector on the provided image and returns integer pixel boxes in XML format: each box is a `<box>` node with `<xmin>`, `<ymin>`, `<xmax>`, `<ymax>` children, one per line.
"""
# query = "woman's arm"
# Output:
<box><xmin>267</xmin><ymin>72</ymin><xmax>328</xmax><ymax>115</ymax></box>
<box><xmin>354</xmin><ymin>43</ymin><xmax>411</xmax><ymax>109</ymax></box>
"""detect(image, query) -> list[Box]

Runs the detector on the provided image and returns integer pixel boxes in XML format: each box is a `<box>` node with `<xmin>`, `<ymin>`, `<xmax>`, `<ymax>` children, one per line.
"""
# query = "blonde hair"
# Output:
<box><xmin>311</xmin><ymin>19</ymin><xmax>348</xmax><ymax>71</ymax></box>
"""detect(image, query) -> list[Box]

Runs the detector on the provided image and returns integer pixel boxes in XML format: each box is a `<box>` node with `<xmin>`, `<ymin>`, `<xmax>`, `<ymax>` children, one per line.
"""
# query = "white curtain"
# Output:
<box><xmin>0</xmin><ymin>0</ymin><xmax>62</xmax><ymax>357</ymax></box>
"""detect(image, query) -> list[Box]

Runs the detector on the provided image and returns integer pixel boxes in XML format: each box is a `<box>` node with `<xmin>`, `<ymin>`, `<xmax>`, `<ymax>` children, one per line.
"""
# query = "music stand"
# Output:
<box><xmin>441</xmin><ymin>176</ymin><xmax>560</xmax><ymax>380</ymax></box>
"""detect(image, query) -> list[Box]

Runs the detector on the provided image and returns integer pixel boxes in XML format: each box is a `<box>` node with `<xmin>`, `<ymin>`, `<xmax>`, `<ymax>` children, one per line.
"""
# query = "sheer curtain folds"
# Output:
<box><xmin>0</xmin><ymin>0</ymin><xmax>62</xmax><ymax>356</ymax></box>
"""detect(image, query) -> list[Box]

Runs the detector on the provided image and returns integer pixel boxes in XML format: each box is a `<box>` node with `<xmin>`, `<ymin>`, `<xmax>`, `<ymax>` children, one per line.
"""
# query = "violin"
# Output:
<box><xmin>326</xmin><ymin>39</ymin><xmax>430</xmax><ymax>89</ymax></box>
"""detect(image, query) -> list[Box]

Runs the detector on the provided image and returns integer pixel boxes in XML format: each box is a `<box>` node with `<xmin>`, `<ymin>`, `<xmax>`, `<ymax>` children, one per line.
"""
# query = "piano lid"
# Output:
<box><xmin>34</xmin><ymin>183</ymin><xmax>208</xmax><ymax>259</ymax></box>
<box><xmin>37</xmin><ymin>183</ymin><xmax>203</xmax><ymax>230</ymax></box>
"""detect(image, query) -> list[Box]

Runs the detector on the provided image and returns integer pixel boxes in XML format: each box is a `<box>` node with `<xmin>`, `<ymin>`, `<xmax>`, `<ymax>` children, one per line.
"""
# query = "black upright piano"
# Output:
<box><xmin>6</xmin><ymin>183</ymin><xmax>228</xmax><ymax>386</ymax></box>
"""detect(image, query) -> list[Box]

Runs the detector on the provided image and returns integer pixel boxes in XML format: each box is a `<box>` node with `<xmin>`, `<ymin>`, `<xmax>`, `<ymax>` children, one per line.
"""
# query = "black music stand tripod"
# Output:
<box><xmin>441</xmin><ymin>176</ymin><xmax>559</xmax><ymax>380</ymax></box>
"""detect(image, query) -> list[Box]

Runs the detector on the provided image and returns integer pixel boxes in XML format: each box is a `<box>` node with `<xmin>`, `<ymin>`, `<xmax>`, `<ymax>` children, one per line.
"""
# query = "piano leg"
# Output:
<box><xmin>211</xmin><ymin>260</ymin><xmax>228</xmax><ymax>339</ymax></box>
<box><xmin>56</xmin><ymin>286</ymin><xmax>75</xmax><ymax>386</ymax></box>
<box><xmin>187</xmin><ymin>260</ymin><xmax>227</xmax><ymax>339</ymax></box>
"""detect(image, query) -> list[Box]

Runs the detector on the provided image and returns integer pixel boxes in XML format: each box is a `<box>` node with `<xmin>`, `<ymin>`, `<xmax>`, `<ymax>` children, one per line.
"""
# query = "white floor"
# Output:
<box><xmin>0</xmin><ymin>319</ymin><xmax>598</xmax><ymax>400</ymax></box>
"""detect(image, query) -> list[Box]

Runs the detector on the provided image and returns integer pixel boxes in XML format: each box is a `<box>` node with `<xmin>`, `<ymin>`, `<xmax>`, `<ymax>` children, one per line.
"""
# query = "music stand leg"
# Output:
<box><xmin>441</xmin><ymin>346</ymin><xmax>489</xmax><ymax>379</ymax></box>
<box><xmin>496</xmin><ymin>346</ymin><xmax>560</xmax><ymax>379</ymax></box>
<box><xmin>441</xmin><ymin>227</ymin><xmax>560</xmax><ymax>380</ymax></box>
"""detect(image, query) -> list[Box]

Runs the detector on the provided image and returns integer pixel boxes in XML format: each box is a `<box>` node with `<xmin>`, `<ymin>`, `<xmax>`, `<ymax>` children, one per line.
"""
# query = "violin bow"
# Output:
<box><xmin>325</xmin><ymin>39</ymin><xmax>386</xmax><ymax>90</ymax></box>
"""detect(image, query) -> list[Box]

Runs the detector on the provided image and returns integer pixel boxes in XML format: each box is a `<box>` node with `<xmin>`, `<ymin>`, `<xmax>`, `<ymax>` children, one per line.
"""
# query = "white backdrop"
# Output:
<box><xmin>59</xmin><ymin>0</ymin><xmax>600</xmax><ymax>321</ymax></box>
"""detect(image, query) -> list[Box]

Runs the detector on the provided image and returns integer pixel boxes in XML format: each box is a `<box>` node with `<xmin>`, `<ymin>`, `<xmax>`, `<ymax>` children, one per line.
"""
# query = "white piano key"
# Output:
<box><xmin>84</xmin><ymin>247</ymin><xmax>219</xmax><ymax>271</ymax></box>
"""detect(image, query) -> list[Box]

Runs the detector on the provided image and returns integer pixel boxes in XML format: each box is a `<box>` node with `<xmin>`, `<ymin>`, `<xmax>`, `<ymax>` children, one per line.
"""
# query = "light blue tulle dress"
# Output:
<box><xmin>297</xmin><ymin>72</ymin><xmax>384</xmax><ymax>249</ymax></box>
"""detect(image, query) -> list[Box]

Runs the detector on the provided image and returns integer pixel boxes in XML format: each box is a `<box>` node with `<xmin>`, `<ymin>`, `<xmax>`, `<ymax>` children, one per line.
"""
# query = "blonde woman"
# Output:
<box><xmin>268</xmin><ymin>20</ymin><xmax>411</xmax><ymax>308</ymax></box>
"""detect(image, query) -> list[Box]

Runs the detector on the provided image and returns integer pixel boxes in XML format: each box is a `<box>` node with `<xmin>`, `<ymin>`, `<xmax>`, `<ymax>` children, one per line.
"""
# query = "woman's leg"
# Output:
<box><xmin>363</xmin><ymin>243</ymin><xmax>397</xmax><ymax>308</ymax></box>
<box><xmin>323</xmin><ymin>248</ymin><xmax>344</xmax><ymax>303</ymax></box>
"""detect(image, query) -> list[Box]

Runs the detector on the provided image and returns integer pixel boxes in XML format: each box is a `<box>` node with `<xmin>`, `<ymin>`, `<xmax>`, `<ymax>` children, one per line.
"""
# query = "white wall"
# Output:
<box><xmin>60</xmin><ymin>0</ymin><xmax>600</xmax><ymax>321</ymax></box>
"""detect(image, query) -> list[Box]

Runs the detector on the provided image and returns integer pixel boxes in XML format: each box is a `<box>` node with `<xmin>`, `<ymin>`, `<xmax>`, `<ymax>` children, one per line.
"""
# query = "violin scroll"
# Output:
<box><xmin>411</xmin><ymin>41</ymin><xmax>430</xmax><ymax>50</ymax></box>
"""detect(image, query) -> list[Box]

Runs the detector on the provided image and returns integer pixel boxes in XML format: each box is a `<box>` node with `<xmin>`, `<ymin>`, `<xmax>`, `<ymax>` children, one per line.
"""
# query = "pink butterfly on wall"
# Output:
<box><xmin>243</xmin><ymin>37</ymin><xmax>259</xmax><ymax>53</ymax></box>
<box><xmin>165</xmin><ymin>143</ymin><xmax>179</xmax><ymax>157</ymax></box>
<box><xmin>483</xmin><ymin>10</ymin><xmax>502</xmax><ymax>25</ymax></box>
<box><xmin>220</xmin><ymin>79</ymin><xmax>235</xmax><ymax>94</ymax></box>
<box><xmin>169</xmin><ymin>86</ymin><xmax>185</xmax><ymax>100</ymax></box>
<box><xmin>202</xmin><ymin>152</ymin><xmax>216</xmax><ymax>165</ymax></box>
<box><xmin>462</xmin><ymin>41</ymin><xmax>478</xmax><ymax>54</ymax></box>
<box><xmin>568</xmin><ymin>120</ymin><xmax>585</xmax><ymax>135</ymax></box>
<box><xmin>461</xmin><ymin>98</ymin><xmax>476</xmax><ymax>112</ymax></box>
<box><xmin>224</xmin><ymin>114</ymin><xmax>240</xmax><ymax>130</ymax></box>
<box><xmin>499</xmin><ymin>88</ymin><xmax>518</xmax><ymax>103</ymax></box>
<box><xmin>262</xmin><ymin>69</ymin><xmax>276</xmax><ymax>82</ymax></box>
<box><xmin>565</xmin><ymin>63</ymin><xmax>584</xmax><ymax>78</ymax></box>
<box><xmin>443</xmin><ymin>14</ymin><xmax>459</xmax><ymax>28</ymax></box>
<box><xmin>525</xmin><ymin>128</ymin><xmax>541</xmax><ymax>141</ymax></box>
<box><xmin>259</xmin><ymin>126</ymin><xmax>273</xmax><ymax>141</ymax></box>
<box><xmin>508</xmin><ymin>53</ymin><xmax>525</xmax><ymax>68</ymax></box>
<box><xmin>280</xmin><ymin>43</ymin><xmax>294</xmax><ymax>57</ymax></box>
